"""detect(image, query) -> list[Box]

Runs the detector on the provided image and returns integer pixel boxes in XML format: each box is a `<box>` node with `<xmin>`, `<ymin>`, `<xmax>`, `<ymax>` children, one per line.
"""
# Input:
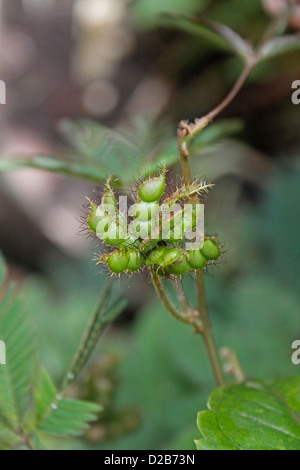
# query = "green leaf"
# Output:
<box><xmin>196</xmin><ymin>378</ymin><xmax>300</xmax><ymax>450</ymax></box>
<box><xmin>258</xmin><ymin>35</ymin><xmax>300</xmax><ymax>62</ymax></box>
<box><xmin>0</xmin><ymin>281</ymin><xmax>37</xmax><ymax>431</ymax></box>
<box><xmin>34</xmin><ymin>370</ymin><xmax>101</xmax><ymax>438</ymax></box>
<box><xmin>132</xmin><ymin>0</ymin><xmax>206</xmax><ymax>29</ymax></box>
<box><xmin>0</xmin><ymin>155</ymin><xmax>107</xmax><ymax>183</ymax></box>
<box><xmin>190</xmin><ymin>118</ymin><xmax>244</xmax><ymax>151</ymax></box>
<box><xmin>161</xmin><ymin>13</ymin><xmax>253</xmax><ymax>61</ymax></box>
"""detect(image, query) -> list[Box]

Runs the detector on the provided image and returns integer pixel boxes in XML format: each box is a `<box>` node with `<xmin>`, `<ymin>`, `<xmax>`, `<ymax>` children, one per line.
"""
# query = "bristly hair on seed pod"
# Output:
<box><xmin>163</xmin><ymin>179</ymin><xmax>214</xmax><ymax>207</ymax></box>
<box><xmin>137</xmin><ymin>167</ymin><xmax>166</xmax><ymax>203</ymax></box>
<box><xmin>83</xmin><ymin>169</ymin><xmax>223</xmax><ymax>277</ymax></box>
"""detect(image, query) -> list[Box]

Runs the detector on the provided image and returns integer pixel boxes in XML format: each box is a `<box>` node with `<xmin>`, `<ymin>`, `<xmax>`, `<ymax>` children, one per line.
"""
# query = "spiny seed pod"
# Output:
<box><xmin>102</xmin><ymin>185</ymin><xmax>118</xmax><ymax>210</ymax></box>
<box><xmin>145</xmin><ymin>246</ymin><xmax>168</xmax><ymax>267</ymax></box>
<box><xmin>127</xmin><ymin>251</ymin><xmax>144</xmax><ymax>271</ymax></box>
<box><xmin>163</xmin><ymin>181</ymin><xmax>213</xmax><ymax>207</ymax></box>
<box><xmin>159</xmin><ymin>248</ymin><xmax>182</xmax><ymax>268</ymax></box>
<box><xmin>87</xmin><ymin>200</ymin><xmax>103</xmax><ymax>233</ymax></box>
<box><xmin>138</xmin><ymin>170</ymin><xmax>166</xmax><ymax>203</ymax></box>
<box><xmin>131</xmin><ymin>201</ymin><xmax>159</xmax><ymax>222</ymax></box>
<box><xmin>188</xmin><ymin>250</ymin><xmax>207</xmax><ymax>270</ymax></box>
<box><xmin>97</xmin><ymin>219</ymin><xmax>127</xmax><ymax>247</ymax></box>
<box><xmin>200</xmin><ymin>238</ymin><xmax>220</xmax><ymax>260</ymax></box>
<box><xmin>86</xmin><ymin>173</ymin><xmax>222</xmax><ymax>277</ymax></box>
<box><xmin>166</xmin><ymin>251</ymin><xmax>191</xmax><ymax>275</ymax></box>
<box><xmin>130</xmin><ymin>220</ymin><xmax>154</xmax><ymax>239</ymax></box>
<box><xmin>106</xmin><ymin>251</ymin><xmax>130</xmax><ymax>274</ymax></box>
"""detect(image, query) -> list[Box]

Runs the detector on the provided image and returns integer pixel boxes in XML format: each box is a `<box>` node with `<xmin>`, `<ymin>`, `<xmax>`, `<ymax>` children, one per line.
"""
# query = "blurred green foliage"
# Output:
<box><xmin>0</xmin><ymin>0</ymin><xmax>300</xmax><ymax>450</ymax></box>
<box><xmin>7</xmin><ymin>160</ymin><xmax>298</xmax><ymax>450</ymax></box>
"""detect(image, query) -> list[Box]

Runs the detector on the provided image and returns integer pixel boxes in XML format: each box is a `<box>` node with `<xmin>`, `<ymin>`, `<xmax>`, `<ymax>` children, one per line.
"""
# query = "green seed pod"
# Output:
<box><xmin>107</xmin><ymin>251</ymin><xmax>129</xmax><ymax>274</ymax></box>
<box><xmin>131</xmin><ymin>201</ymin><xmax>159</xmax><ymax>222</ymax></box>
<box><xmin>127</xmin><ymin>251</ymin><xmax>144</xmax><ymax>271</ymax></box>
<box><xmin>145</xmin><ymin>246</ymin><xmax>168</xmax><ymax>266</ymax></box>
<box><xmin>102</xmin><ymin>185</ymin><xmax>118</xmax><ymax>211</ymax></box>
<box><xmin>200</xmin><ymin>239</ymin><xmax>220</xmax><ymax>260</ymax></box>
<box><xmin>166</xmin><ymin>252</ymin><xmax>191</xmax><ymax>275</ymax></box>
<box><xmin>188</xmin><ymin>250</ymin><xmax>207</xmax><ymax>270</ymax></box>
<box><xmin>138</xmin><ymin>171</ymin><xmax>166</xmax><ymax>203</ymax></box>
<box><xmin>87</xmin><ymin>200</ymin><xmax>103</xmax><ymax>233</ymax></box>
<box><xmin>130</xmin><ymin>220</ymin><xmax>153</xmax><ymax>239</ymax></box>
<box><xmin>160</xmin><ymin>248</ymin><xmax>182</xmax><ymax>268</ymax></box>
<box><xmin>97</xmin><ymin>220</ymin><xmax>129</xmax><ymax>248</ymax></box>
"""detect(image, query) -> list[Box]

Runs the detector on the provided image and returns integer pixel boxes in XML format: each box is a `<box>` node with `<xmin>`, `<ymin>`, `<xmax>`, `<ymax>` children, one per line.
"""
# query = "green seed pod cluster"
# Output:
<box><xmin>101</xmin><ymin>250</ymin><xmax>144</xmax><ymax>274</ymax></box>
<box><xmin>144</xmin><ymin>238</ymin><xmax>220</xmax><ymax>276</ymax></box>
<box><xmin>86</xmin><ymin>171</ymin><xmax>221</xmax><ymax>275</ymax></box>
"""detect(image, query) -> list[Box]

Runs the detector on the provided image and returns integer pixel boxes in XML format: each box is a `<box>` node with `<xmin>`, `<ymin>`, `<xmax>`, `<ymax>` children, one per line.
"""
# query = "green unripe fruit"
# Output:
<box><xmin>87</xmin><ymin>201</ymin><xmax>103</xmax><ymax>233</ymax></box>
<box><xmin>127</xmin><ymin>251</ymin><xmax>144</xmax><ymax>271</ymax></box>
<box><xmin>188</xmin><ymin>250</ymin><xmax>207</xmax><ymax>270</ymax></box>
<box><xmin>131</xmin><ymin>220</ymin><xmax>153</xmax><ymax>239</ymax></box>
<box><xmin>160</xmin><ymin>248</ymin><xmax>182</xmax><ymax>268</ymax></box>
<box><xmin>166</xmin><ymin>252</ymin><xmax>191</xmax><ymax>275</ymax></box>
<box><xmin>98</xmin><ymin>221</ymin><xmax>126</xmax><ymax>245</ymax></box>
<box><xmin>107</xmin><ymin>251</ymin><xmax>129</xmax><ymax>273</ymax></box>
<box><xmin>132</xmin><ymin>201</ymin><xmax>159</xmax><ymax>222</ymax></box>
<box><xmin>138</xmin><ymin>172</ymin><xmax>165</xmax><ymax>203</ymax></box>
<box><xmin>182</xmin><ymin>204</ymin><xmax>198</xmax><ymax>232</ymax></box>
<box><xmin>145</xmin><ymin>246</ymin><xmax>168</xmax><ymax>266</ymax></box>
<box><xmin>200</xmin><ymin>239</ymin><xmax>220</xmax><ymax>260</ymax></box>
<box><xmin>102</xmin><ymin>187</ymin><xmax>118</xmax><ymax>210</ymax></box>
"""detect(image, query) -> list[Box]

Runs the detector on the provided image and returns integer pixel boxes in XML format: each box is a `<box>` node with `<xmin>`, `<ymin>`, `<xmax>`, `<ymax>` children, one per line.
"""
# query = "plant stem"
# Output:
<box><xmin>150</xmin><ymin>270</ymin><xmax>190</xmax><ymax>325</ymax></box>
<box><xmin>178</xmin><ymin>62</ymin><xmax>254</xmax><ymax>165</ymax></box>
<box><xmin>221</xmin><ymin>347</ymin><xmax>246</xmax><ymax>383</ymax></box>
<box><xmin>174</xmin><ymin>62</ymin><xmax>255</xmax><ymax>387</ymax></box>
<box><xmin>153</xmin><ymin>61</ymin><xmax>253</xmax><ymax>387</ymax></box>
<box><xmin>62</xmin><ymin>281</ymin><xmax>126</xmax><ymax>391</ymax></box>
<box><xmin>196</xmin><ymin>272</ymin><xmax>226</xmax><ymax>386</ymax></box>
<box><xmin>173</xmin><ymin>278</ymin><xmax>192</xmax><ymax>314</ymax></box>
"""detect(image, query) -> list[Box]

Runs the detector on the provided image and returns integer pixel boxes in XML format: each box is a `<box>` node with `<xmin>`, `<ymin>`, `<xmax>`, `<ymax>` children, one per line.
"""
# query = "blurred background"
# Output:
<box><xmin>0</xmin><ymin>0</ymin><xmax>300</xmax><ymax>450</ymax></box>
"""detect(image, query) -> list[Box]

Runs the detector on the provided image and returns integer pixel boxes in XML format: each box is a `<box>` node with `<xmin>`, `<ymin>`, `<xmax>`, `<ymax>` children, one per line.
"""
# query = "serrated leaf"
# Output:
<box><xmin>196</xmin><ymin>378</ymin><xmax>300</xmax><ymax>450</ymax></box>
<box><xmin>161</xmin><ymin>12</ymin><xmax>253</xmax><ymax>61</ymax></box>
<box><xmin>34</xmin><ymin>370</ymin><xmax>101</xmax><ymax>438</ymax></box>
<box><xmin>258</xmin><ymin>35</ymin><xmax>300</xmax><ymax>62</ymax></box>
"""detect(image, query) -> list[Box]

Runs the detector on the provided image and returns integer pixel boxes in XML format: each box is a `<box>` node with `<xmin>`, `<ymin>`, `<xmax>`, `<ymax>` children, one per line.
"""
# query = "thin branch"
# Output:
<box><xmin>173</xmin><ymin>278</ymin><xmax>193</xmax><ymax>314</ymax></box>
<box><xmin>150</xmin><ymin>270</ymin><xmax>189</xmax><ymax>324</ymax></box>
<box><xmin>221</xmin><ymin>347</ymin><xmax>246</xmax><ymax>384</ymax></box>
<box><xmin>150</xmin><ymin>270</ymin><xmax>203</xmax><ymax>332</ymax></box>
<box><xmin>178</xmin><ymin>62</ymin><xmax>254</xmax><ymax>167</ymax></box>
<box><xmin>196</xmin><ymin>272</ymin><xmax>226</xmax><ymax>387</ymax></box>
<box><xmin>61</xmin><ymin>281</ymin><xmax>126</xmax><ymax>391</ymax></box>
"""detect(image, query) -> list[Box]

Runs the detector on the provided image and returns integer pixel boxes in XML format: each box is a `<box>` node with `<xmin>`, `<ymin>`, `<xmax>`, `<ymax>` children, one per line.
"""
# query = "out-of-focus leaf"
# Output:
<box><xmin>0</xmin><ymin>155</ymin><xmax>108</xmax><ymax>183</ymax></box>
<box><xmin>258</xmin><ymin>35</ymin><xmax>300</xmax><ymax>62</ymax></box>
<box><xmin>161</xmin><ymin>13</ymin><xmax>253</xmax><ymax>61</ymax></box>
<box><xmin>34</xmin><ymin>370</ymin><xmax>101</xmax><ymax>438</ymax></box>
<box><xmin>131</xmin><ymin>0</ymin><xmax>207</xmax><ymax>29</ymax></box>
<box><xmin>0</xmin><ymin>274</ymin><xmax>37</xmax><ymax>431</ymax></box>
<box><xmin>0</xmin><ymin>118</ymin><xmax>245</xmax><ymax>186</ymax></box>
<box><xmin>191</xmin><ymin>119</ymin><xmax>244</xmax><ymax>150</ymax></box>
<box><xmin>196</xmin><ymin>377</ymin><xmax>300</xmax><ymax>450</ymax></box>
<box><xmin>0</xmin><ymin>253</ymin><xmax>38</xmax><ymax>448</ymax></box>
